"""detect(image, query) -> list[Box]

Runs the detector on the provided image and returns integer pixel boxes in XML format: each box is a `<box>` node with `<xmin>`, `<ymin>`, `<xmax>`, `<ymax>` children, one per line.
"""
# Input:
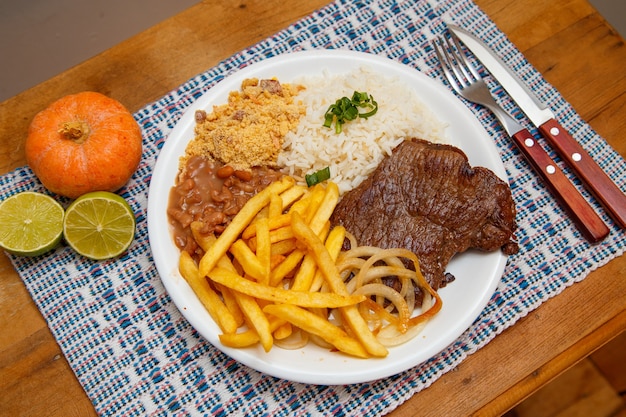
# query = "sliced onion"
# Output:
<box><xmin>274</xmin><ymin>327</ymin><xmax>309</xmax><ymax>350</ymax></box>
<box><xmin>308</xmin><ymin>333</ymin><xmax>333</xmax><ymax>349</ymax></box>
<box><xmin>335</xmin><ymin>243</ymin><xmax>442</xmax><ymax>347</ymax></box>
<box><xmin>353</xmin><ymin>283</ymin><xmax>410</xmax><ymax>333</ymax></box>
<box><xmin>377</xmin><ymin>320</ymin><xmax>429</xmax><ymax>346</ymax></box>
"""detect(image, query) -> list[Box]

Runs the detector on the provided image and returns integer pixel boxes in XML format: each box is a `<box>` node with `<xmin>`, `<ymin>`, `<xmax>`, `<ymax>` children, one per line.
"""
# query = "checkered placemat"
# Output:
<box><xmin>2</xmin><ymin>0</ymin><xmax>625</xmax><ymax>415</ymax></box>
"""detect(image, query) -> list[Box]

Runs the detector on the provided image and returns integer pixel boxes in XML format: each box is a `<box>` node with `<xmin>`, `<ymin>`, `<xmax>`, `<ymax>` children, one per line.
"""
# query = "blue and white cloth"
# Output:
<box><xmin>1</xmin><ymin>0</ymin><xmax>625</xmax><ymax>415</ymax></box>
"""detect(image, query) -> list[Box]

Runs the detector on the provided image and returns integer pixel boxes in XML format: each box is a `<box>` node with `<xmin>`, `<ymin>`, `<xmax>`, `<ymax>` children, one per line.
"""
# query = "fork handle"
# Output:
<box><xmin>538</xmin><ymin>118</ymin><xmax>626</xmax><ymax>229</ymax></box>
<box><xmin>511</xmin><ymin>128</ymin><xmax>610</xmax><ymax>243</ymax></box>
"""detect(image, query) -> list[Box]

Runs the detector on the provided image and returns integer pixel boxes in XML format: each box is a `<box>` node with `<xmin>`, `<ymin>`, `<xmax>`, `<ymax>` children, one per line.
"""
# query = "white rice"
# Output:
<box><xmin>277</xmin><ymin>66</ymin><xmax>448</xmax><ymax>195</ymax></box>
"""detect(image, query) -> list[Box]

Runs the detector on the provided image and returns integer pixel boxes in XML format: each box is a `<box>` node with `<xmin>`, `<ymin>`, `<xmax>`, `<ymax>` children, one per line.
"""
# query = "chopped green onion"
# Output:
<box><xmin>305</xmin><ymin>166</ymin><xmax>331</xmax><ymax>187</ymax></box>
<box><xmin>323</xmin><ymin>91</ymin><xmax>378</xmax><ymax>133</ymax></box>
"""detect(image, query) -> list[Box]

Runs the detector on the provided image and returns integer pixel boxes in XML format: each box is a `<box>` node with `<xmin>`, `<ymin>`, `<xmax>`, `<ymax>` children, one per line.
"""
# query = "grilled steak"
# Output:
<box><xmin>330</xmin><ymin>138</ymin><xmax>518</xmax><ymax>291</ymax></box>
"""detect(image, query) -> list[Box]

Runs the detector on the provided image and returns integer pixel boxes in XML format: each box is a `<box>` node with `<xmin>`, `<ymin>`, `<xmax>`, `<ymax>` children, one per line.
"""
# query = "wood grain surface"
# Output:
<box><xmin>1</xmin><ymin>0</ymin><xmax>625</xmax><ymax>416</ymax></box>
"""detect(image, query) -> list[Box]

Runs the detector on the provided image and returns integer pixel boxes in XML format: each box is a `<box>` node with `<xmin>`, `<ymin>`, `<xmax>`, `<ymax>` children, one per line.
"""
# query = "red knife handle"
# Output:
<box><xmin>511</xmin><ymin>129</ymin><xmax>610</xmax><ymax>243</ymax></box>
<box><xmin>538</xmin><ymin>118</ymin><xmax>626</xmax><ymax>229</ymax></box>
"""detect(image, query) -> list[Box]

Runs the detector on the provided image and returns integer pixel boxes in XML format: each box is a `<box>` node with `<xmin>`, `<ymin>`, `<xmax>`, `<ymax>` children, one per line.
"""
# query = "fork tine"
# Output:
<box><xmin>435</xmin><ymin>32</ymin><xmax>488</xmax><ymax>93</ymax></box>
<box><xmin>448</xmin><ymin>33</ymin><xmax>482</xmax><ymax>82</ymax></box>
<box><xmin>432</xmin><ymin>37</ymin><xmax>462</xmax><ymax>94</ymax></box>
<box><xmin>441</xmin><ymin>36</ymin><xmax>470</xmax><ymax>88</ymax></box>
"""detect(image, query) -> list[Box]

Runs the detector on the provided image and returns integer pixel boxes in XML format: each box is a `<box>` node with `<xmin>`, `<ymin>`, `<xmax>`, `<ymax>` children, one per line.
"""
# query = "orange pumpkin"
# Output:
<box><xmin>25</xmin><ymin>91</ymin><xmax>143</xmax><ymax>199</ymax></box>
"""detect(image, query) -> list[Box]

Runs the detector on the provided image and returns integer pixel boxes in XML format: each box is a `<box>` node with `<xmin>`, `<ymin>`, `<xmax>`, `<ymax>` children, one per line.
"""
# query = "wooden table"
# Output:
<box><xmin>1</xmin><ymin>0</ymin><xmax>625</xmax><ymax>415</ymax></box>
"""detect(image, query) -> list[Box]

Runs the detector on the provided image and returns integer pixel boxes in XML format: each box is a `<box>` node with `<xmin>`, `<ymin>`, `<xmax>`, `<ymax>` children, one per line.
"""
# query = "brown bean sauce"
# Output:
<box><xmin>167</xmin><ymin>155</ymin><xmax>283</xmax><ymax>259</ymax></box>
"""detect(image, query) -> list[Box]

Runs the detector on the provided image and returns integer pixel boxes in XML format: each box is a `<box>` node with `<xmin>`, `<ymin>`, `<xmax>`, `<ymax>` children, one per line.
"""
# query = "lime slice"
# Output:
<box><xmin>63</xmin><ymin>191</ymin><xmax>136</xmax><ymax>260</ymax></box>
<box><xmin>0</xmin><ymin>191</ymin><xmax>64</xmax><ymax>257</ymax></box>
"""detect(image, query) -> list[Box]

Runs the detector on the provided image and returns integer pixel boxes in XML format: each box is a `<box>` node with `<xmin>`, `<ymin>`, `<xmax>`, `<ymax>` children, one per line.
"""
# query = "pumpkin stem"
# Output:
<box><xmin>59</xmin><ymin>121</ymin><xmax>90</xmax><ymax>144</ymax></box>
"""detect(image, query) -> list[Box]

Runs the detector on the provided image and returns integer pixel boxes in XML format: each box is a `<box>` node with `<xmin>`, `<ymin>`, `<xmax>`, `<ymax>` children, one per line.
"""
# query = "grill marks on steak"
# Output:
<box><xmin>330</xmin><ymin>138</ymin><xmax>518</xmax><ymax>291</ymax></box>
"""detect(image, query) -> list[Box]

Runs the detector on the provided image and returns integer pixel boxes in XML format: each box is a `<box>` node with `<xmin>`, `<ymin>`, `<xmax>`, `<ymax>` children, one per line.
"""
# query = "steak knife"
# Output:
<box><xmin>448</xmin><ymin>24</ymin><xmax>626</xmax><ymax>229</ymax></box>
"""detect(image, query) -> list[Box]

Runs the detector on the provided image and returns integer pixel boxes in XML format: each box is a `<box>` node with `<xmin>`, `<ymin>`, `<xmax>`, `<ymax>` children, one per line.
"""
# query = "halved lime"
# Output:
<box><xmin>0</xmin><ymin>191</ymin><xmax>64</xmax><ymax>257</ymax></box>
<box><xmin>63</xmin><ymin>191</ymin><xmax>136</xmax><ymax>260</ymax></box>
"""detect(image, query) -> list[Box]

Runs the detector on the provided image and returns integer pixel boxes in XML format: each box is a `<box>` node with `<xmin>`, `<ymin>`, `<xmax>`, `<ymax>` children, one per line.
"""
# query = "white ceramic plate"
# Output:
<box><xmin>148</xmin><ymin>50</ymin><xmax>508</xmax><ymax>385</ymax></box>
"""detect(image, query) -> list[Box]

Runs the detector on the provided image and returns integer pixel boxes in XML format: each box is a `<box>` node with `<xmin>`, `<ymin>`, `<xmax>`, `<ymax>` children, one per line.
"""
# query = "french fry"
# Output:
<box><xmin>290</xmin><ymin>252</ymin><xmax>318</xmax><ymax>292</ymax></box>
<box><xmin>255</xmin><ymin>217</ymin><xmax>271</xmax><ymax>285</ymax></box>
<box><xmin>178</xmin><ymin>251</ymin><xmax>238</xmax><ymax>334</ymax></box>
<box><xmin>269</xmin><ymin>226</ymin><xmax>296</xmax><ymax>243</ymax></box>
<box><xmin>254</xmin><ymin>206</ymin><xmax>269</xmax><ymax>223</ymax></box>
<box><xmin>219</xmin><ymin>316</ymin><xmax>287</xmax><ymax>348</ymax></box>
<box><xmin>291</xmin><ymin>220</ymin><xmax>330</xmax><ymax>291</ymax></box>
<box><xmin>309</xmin><ymin>224</ymin><xmax>345</xmax><ymax>292</ymax></box>
<box><xmin>270</xmin><ymin>239</ymin><xmax>297</xmax><ymax>256</ymax></box>
<box><xmin>190</xmin><ymin>221</ymin><xmax>216</xmax><ymax>252</ymax></box>
<box><xmin>188</xmin><ymin>226</ymin><xmax>247</xmax><ymax>328</ymax></box>
<box><xmin>269</xmin><ymin>192</ymin><xmax>283</xmax><ymax>219</ymax></box>
<box><xmin>207</xmin><ymin>267</ymin><xmax>365</xmax><ymax>308</ymax></box>
<box><xmin>270</xmin><ymin>254</ymin><xmax>286</xmax><ymax>269</ymax></box>
<box><xmin>229</xmin><ymin>239</ymin><xmax>266</xmax><ymax>281</ymax></box>
<box><xmin>242</xmin><ymin>213</ymin><xmax>291</xmax><ymax>240</ymax></box>
<box><xmin>279</xmin><ymin>184</ymin><xmax>306</xmax><ymax>209</ymax></box>
<box><xmin>198</xmin><ymin>176</ymin><xmax>295</xmax><ymax>277</ymax></box>
<box><xmin>215</xmin><ymin>283</ymin><xmax>245</xmax><ymax>327</ymax></box>
<box><xmin>273</xmin><ymin>322</ymin><xmax>293</xmax><ymax>340</ymax></box>
<box><xmin>290</xmin><ymin>212</ymin><xmax>348</xmax><ymax>296</ymax></box>
<box><xmin>290</xmin><ymin>212</ymin><xmax>388</xmax><ymax>357</ymax></box>
<box><xmin>263</xmin><ymin>304</ymin><xmax>369</xmax><ymax>359</ymax></box>
<box><xmin>247</xmin><ymin>225</ymin><xmax>295</xmax><ymax>251</ymax></box>
<box><xmin>303</xmin><ymin>184</ymin><xmax>326</xmax><ymax>224</ymax></box>
<box><xmin>234</xmin><ymin>292</ymin><xmax>273</xmax><ymax>352</ymax></box>
<box><xmin>308</xmin><ymin>181</ymin><xmax>339</xmax><ymax>234</ymax></box>
<box><xmin>269</xmin><ymin>248</ymin><xmax>305</xmax><ymax>287</ymax></box>
<box><xmin>219</xmin><ymin>328</ymin><xmax>259</xmax><ymax>348</ymax></box>
<box><xmin>288</xmin><ymin>188</ymin><xmax>313</xmax><ymax>216</ymax></box>
<box><xmin>217</xmin><ymin>252</ymin><xmax>238</xmax><ymax>273</ymax></box>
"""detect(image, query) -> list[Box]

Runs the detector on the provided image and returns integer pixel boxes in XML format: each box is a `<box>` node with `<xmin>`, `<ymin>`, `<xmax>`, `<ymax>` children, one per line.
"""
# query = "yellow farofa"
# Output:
<box><xmin>185</xmin><ymin>78</ymin><xmax>306</xmax><ymax>171</ymax></box>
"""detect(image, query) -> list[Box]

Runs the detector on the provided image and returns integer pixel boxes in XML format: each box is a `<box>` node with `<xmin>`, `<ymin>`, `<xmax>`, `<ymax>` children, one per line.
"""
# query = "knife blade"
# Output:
<box><xmin>448</xmin><ymin>24</ymin><xmax>626</xmax><ymax>230</ymax></box>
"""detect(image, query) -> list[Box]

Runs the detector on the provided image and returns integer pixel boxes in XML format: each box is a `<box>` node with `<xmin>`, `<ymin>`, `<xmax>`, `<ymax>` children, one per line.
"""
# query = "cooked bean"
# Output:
<box><xmin>234</xmin><ymin>170</ymin><xmax>253</xmax><ymax>181</ymax></box>
<box><xmin>180</xmin><ymin>178</ymin><xmax>195</xmax><ymax>191</ymax></box>
<box><xmin>217</xmin><ymin>165</ymin><xmax>235</xmax><ymax>178</ymax></box>
<box><xmin>208</xmin><ymin>187</ymin><xmax>223</xmax><ymax>203</ymax></box>
<box><xmin>204</xmin><ymin>211</ymin><xmax>226</xmax><ymax>227</ymax></box>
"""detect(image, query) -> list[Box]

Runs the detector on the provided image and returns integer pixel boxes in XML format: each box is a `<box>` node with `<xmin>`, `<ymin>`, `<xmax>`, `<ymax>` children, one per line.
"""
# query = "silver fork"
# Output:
<box><xmin>432</xmin><ymin>33</ymin><xmax>609</xmax><ymax>243</ymax></box>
